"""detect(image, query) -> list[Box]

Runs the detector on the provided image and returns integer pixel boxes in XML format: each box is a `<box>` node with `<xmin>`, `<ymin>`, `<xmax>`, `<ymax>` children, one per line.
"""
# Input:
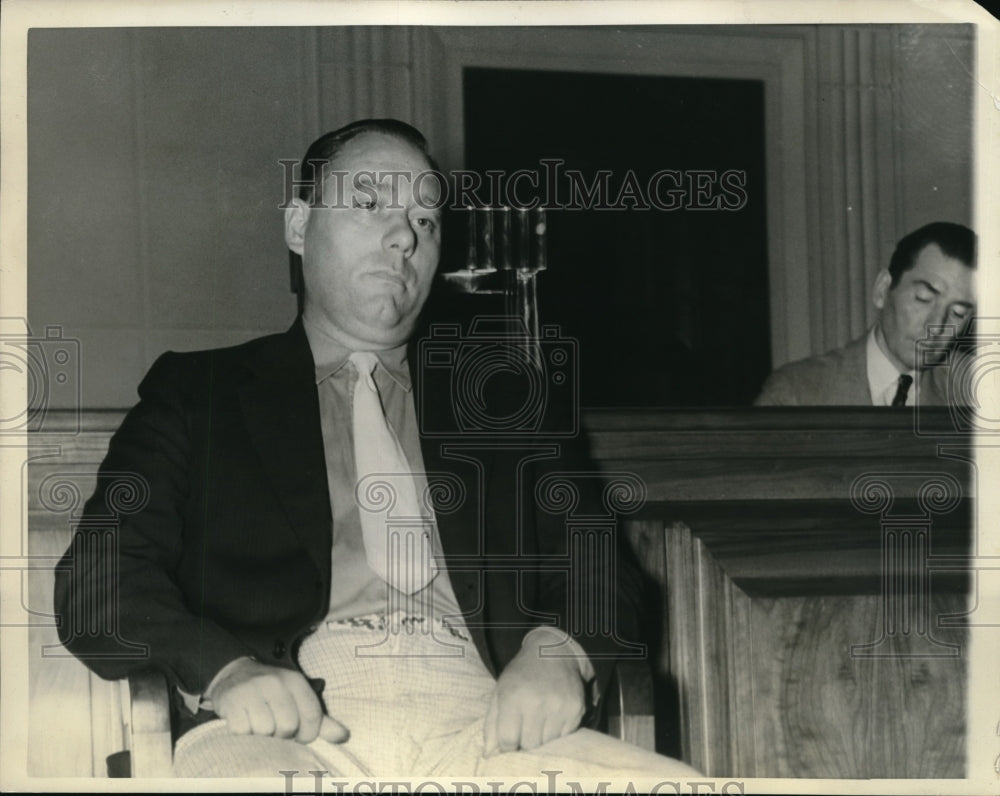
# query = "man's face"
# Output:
<box><xmin>285</xmin><ymin>132</ymin><xmax>442</xmax><ymax>349</ymax></box>
<box><xmin>873</xmin><ymin>243</ymin><xmax>975</xmax><ymax>371</ymax></box>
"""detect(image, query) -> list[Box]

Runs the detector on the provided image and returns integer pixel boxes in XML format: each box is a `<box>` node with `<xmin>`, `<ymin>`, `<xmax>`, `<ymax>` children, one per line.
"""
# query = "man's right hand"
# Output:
<box><xmin>207</xmin><ymin>658</ymin><xmax>349</xmax><ymax>745</ymax></box>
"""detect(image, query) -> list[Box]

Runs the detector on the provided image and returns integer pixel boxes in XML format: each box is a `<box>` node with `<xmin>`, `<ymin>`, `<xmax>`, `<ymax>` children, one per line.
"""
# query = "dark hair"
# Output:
<box><xmin>296</xmin><ymin>118</ymin><xmax>433</xmax><ymax>206</ymax></box>
<box><xmin>888</xmin><ymin>222</ymin><xmax>976</xmax><ymax>287</ymax></box>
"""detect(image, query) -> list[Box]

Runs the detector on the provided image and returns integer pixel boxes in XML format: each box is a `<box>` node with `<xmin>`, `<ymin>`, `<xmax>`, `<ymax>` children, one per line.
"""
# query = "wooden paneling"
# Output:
<box><xmin>663</xmin><ymin>521</ymin><xmax>757</xmax><ymax>776</ymax></box>
<box><xmin>590</xmin><ymin>407</ymin><xmax>973</xmax><ymax>595</ymax></box>
<box><xmin>610</xmin><ymin>407</ymin><xmax>972</xmax><ymax>777</ymax></box>
<box><xmin>662</xmin><ymin>523</ymin><xmax>967</xmax><ymax>779</ymax></box>
<box><xmin>623</xmin><ymin>520</ymin><xmax>679</xmax><ymax>756</ymax></box>
<box><xmin>749</xmin><ymin>594</ymin><xmax>965</xmax><ymax>778</ymax></box>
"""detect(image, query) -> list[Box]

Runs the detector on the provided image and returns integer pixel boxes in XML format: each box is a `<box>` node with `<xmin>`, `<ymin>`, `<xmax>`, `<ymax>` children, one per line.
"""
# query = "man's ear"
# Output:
<box><xmin>872</xmin><ymin>269</ymin><xmax>892</xmax><ymax>310</ymax></box>
<box><xmin>284</xmin><ymin>198</ymin><xmax>310</xmax><ymax>255</ymax></box>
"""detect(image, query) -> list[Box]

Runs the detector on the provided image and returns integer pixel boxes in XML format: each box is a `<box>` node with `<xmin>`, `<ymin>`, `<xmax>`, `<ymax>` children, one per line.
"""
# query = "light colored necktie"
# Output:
<box><xmin>349</xmin><ymin>351</ymin><xmax>437</xmax><ymax>594</ymax></box>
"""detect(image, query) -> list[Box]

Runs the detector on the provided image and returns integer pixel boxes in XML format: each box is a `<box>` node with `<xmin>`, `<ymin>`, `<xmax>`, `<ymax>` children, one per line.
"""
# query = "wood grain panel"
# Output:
<box><xmin>662</xmin><ymin>520</ymin><xmax>967</xmax><ymax>778</ymax></box>
<box><xmin>748</xmin><ymin>595</ymin><xmax>966</xmax><ymax>778</ymax></box>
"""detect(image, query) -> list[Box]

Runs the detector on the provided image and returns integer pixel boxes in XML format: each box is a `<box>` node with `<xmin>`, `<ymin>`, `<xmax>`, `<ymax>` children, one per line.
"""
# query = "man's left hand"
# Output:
<box><xmin>483</xmin><ymin>635</ymin><xmax>586</xmax><ymax>756</ymax></box>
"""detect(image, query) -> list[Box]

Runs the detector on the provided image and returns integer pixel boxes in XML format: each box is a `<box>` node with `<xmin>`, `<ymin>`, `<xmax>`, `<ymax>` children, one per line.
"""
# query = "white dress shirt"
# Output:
<box><xmin>866</xmin><ymin>326</ymin><xmax>916</xmax><ymax>406</ymax></box>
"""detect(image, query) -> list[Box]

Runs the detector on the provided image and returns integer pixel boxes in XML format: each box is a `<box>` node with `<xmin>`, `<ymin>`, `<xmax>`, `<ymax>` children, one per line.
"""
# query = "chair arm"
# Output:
<box><xmin>125</xmin><ymin>669</ymin><xmax>173</xmax><ymax>777</ymax></box>
<box><xmin>606</xmin><ymin>659</ymin><xmax>656</xmax><ymax>751</ymax></box>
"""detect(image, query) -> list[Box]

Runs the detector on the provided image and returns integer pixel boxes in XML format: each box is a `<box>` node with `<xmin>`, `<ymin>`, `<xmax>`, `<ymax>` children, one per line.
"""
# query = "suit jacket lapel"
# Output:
<box><xmin>238</xmin><ymin>319</ymin><xmax>332</xmax><ymax>580</ymax></box>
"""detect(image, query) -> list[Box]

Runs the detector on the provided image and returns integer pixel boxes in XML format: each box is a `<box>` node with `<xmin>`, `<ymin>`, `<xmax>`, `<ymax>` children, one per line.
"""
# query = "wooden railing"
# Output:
<box><xmin>586</xmin><ymin>406</ymin><xmax>972</xmax><ymax>595</ymax></box>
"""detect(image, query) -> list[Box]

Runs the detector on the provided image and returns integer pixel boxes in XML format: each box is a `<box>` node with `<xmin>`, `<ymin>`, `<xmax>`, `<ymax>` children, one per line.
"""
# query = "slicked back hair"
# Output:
<box><xmin>888</xmin><ymin>222</ymin><xmax>976</xmax><ymax>288</ymax></box>
<box><xmin>296</xmin><ymin>118</ymin><xmax>434</xmax><ymax>207</ymax></box>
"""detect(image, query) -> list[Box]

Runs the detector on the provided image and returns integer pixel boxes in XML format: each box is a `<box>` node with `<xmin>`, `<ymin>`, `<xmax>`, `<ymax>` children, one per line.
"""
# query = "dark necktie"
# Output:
<box><xmin>891</xmin><ymin>374</ymin><xmax>913</xmax><ymax>408</ymax></box>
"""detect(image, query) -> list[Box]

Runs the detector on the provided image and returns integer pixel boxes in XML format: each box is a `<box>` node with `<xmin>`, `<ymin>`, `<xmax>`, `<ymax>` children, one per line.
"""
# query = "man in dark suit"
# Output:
<box><xmin>55</xmin><ymin>119</ymin><xmax>696</xmax><ymax>779</ymax></box>
<box><xmin>755</xmin><ymin>222</ymin><xmax>975</xmax><ymax>407</ymax></box>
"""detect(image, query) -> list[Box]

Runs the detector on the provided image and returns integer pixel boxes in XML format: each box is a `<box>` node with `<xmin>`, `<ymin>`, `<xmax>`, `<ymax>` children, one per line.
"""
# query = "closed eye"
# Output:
<box><xmin>913</xmin><ymin>280</ymin><xmax>939</xmax><ymax>303</ymax></box>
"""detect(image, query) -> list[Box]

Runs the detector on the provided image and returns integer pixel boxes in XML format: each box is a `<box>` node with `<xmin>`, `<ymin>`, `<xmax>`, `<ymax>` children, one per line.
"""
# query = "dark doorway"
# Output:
<box><xmin>451</xmin><ymin>66</ymin><xmax>770</xmax><ymax>407</ymax></box>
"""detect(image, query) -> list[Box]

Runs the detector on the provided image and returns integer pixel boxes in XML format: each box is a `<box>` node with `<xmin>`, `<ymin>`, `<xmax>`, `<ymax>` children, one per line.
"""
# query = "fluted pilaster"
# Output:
<box><xmin>814</xmin><ymin>27</ymin><xmax>900</xmax><ymax>350</ymax></box>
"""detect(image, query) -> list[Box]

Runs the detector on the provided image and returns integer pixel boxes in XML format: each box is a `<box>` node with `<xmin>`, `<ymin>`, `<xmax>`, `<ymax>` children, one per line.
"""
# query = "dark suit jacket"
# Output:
<box><xmin>54</xmin><ymin>319</ymin><xmax>643</xmax><ymax>732</ymax></box>
<box><xmin>754</xmin><ymin>332</ymin><xmax>949</xmax><ymax>406</ymax></box>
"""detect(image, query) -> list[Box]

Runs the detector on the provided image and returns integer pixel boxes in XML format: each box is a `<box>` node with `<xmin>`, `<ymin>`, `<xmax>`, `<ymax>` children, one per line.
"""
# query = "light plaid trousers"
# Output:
<box><xmin>173</xmin><ymin>612</ymin><xmax>700</xmax><ymax>780</ymax></box>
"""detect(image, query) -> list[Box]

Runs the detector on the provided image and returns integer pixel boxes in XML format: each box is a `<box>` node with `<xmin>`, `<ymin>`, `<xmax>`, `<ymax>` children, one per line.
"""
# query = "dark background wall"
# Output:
<box><xmin>462</xmin><ymin>67</ymin><xmax>769</xmax><ymax>406</ymax></box>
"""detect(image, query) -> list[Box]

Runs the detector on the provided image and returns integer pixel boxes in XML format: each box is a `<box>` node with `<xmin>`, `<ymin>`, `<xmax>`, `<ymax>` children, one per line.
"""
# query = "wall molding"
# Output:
<box><xmin>414</xmin><ymin>25</ymin><xmax>815</xmax><ymax>367</ymax></box>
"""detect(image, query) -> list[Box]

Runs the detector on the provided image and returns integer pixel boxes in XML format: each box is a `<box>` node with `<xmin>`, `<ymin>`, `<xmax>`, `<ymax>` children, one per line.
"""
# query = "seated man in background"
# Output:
<box><xmin>54</xmin><ymin>118</ymin><xmax>699</xmax><ymax>781</ymax></box>
<box><xmin>756</xmin><ymin>221</ymin><xmax>976</xmax><ymax>407</ymax></box>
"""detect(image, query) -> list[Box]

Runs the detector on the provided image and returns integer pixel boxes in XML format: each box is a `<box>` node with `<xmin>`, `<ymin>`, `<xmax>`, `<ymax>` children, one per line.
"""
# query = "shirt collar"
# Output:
<box><xmin>866</xmin><ymin>325</ymin><xmax>914</xmax><ymax>404</ymax></box>
<box><xmin>302</xmin><ymin>315</ymin><xmax>411</xmax><ymax>391</ymax></box>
